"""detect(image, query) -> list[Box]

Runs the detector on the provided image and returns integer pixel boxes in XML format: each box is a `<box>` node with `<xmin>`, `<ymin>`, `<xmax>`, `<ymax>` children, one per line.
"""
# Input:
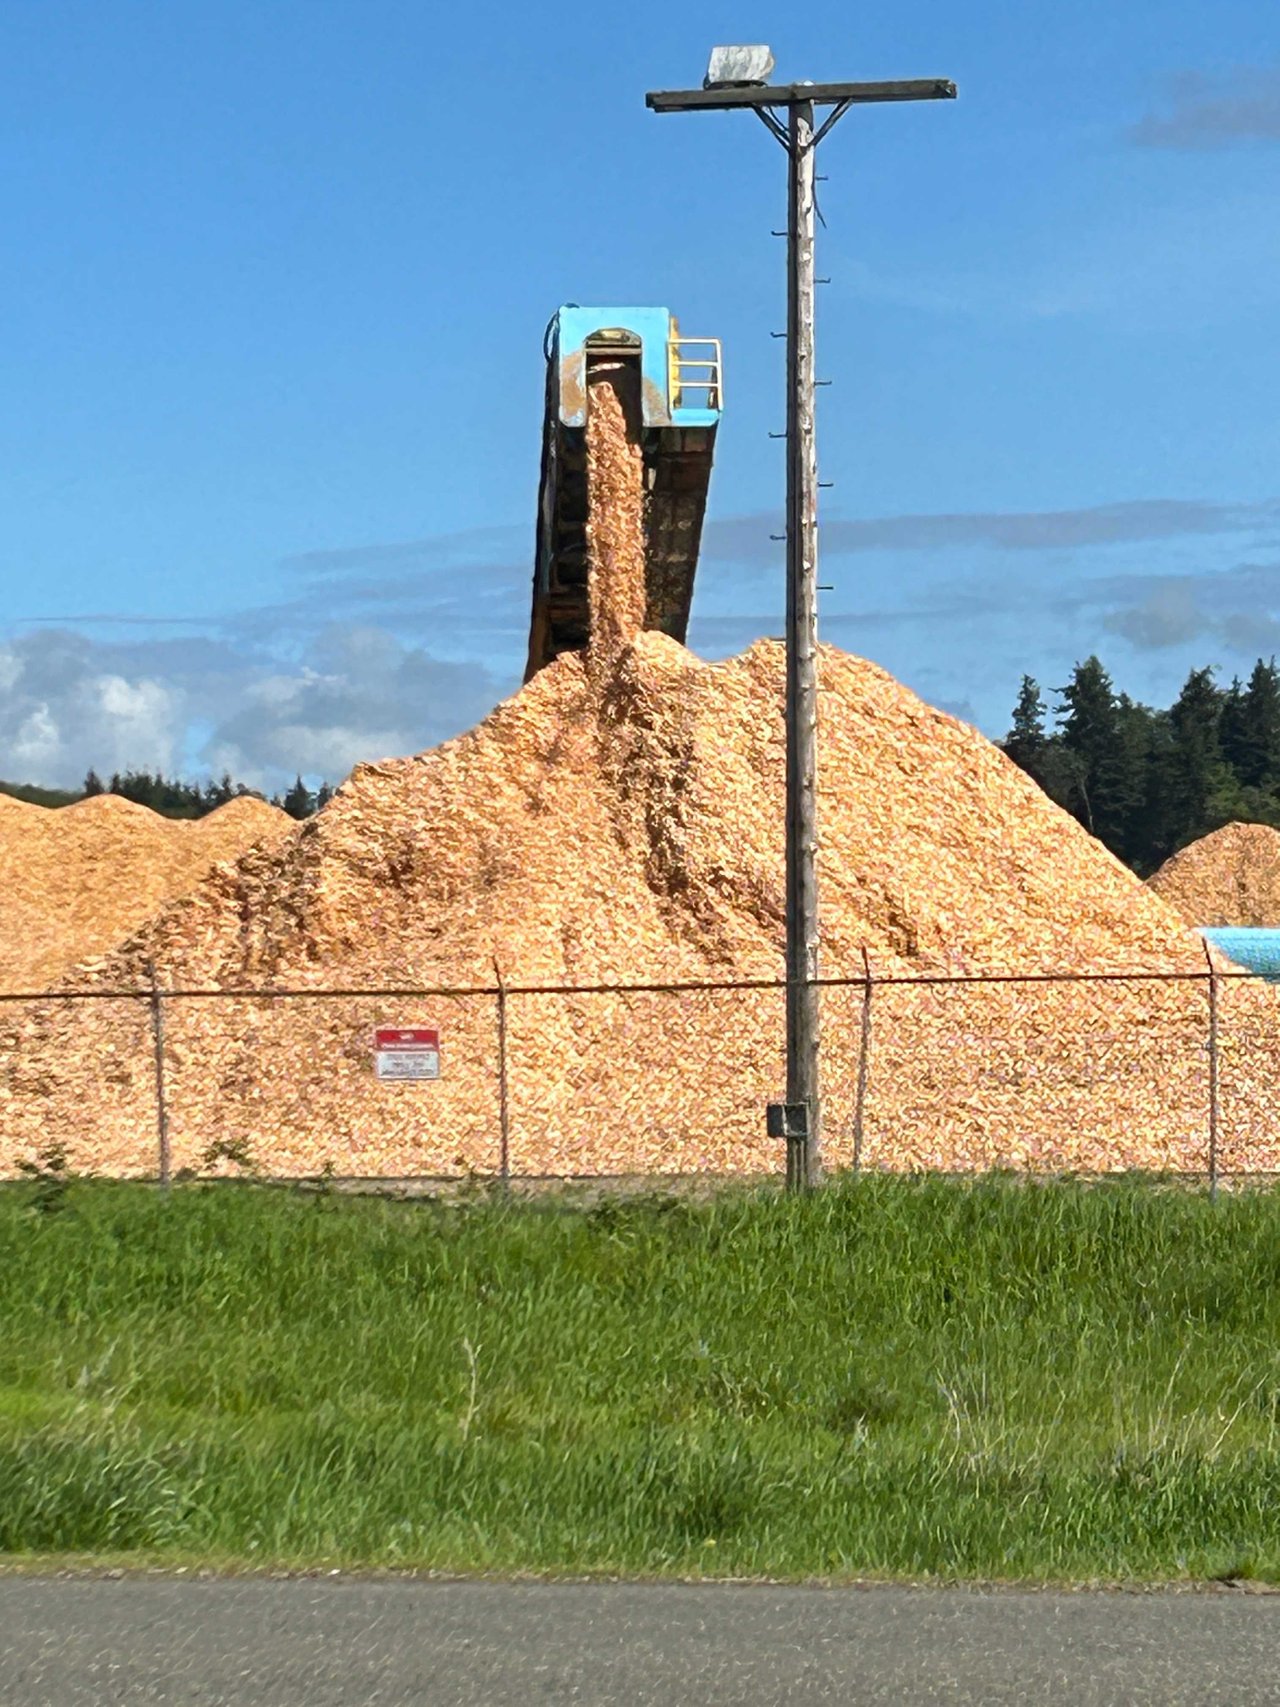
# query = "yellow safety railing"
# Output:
<box><xmin>668</xmin><ymin>337</ymin><xmax>723</xmax><ymax>413</ymax></box>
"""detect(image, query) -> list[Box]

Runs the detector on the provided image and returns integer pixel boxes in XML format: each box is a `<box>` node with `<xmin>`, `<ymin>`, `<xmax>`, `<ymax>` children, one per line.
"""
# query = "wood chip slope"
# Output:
<box><xmin>6</xmin><ymin>636</ymin><xmax>1272</xmax><ymax>1178</ymax></box>
<box><xmin>0</xmin><ymin>794</ymin><xmax>294</xmax><ymax>992</ymax></box>
<box><xmin>1149</xmin><ymin>822</ymin><xmax>1280</xmax><ymax>927</ymax></box>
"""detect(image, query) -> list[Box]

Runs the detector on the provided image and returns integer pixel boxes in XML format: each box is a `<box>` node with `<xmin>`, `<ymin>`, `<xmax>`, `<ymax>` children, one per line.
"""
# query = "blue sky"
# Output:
<box><xmin>2</xmin><ymin>0</ymin><xmax>1279</xmax><ymax>788</ymax></box>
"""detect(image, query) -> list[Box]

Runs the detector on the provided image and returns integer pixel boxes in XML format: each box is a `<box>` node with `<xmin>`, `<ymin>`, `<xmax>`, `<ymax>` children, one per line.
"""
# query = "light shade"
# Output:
<box><xmin>703</xmin><ymin>45</ymin><xmax>774</xmax><ymax>90</ymax></box>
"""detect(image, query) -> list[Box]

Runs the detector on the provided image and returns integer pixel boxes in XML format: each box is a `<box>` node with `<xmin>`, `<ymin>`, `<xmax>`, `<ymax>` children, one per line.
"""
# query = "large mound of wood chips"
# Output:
<box><xmin>4</xmin><ymin>375</ymin><xmax>1278</xmax><ymax>1177</ymax></box>
<box><xmin>0</xmin><ymin>793</ymin><xmax>294</xmax><ymax>992</ymax></box>
<box><xmin>1149</xmin><ymin>822</ymin><xmax>1280</xmax><ymax>927</ymax></box>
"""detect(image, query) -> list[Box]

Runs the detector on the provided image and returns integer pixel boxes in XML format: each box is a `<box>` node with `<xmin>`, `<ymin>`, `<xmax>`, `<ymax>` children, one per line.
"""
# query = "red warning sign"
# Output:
<box><xmin>374</xmin><ymin>1027</ymin><xmax>440</xmax><ymax>1082</ymax></box>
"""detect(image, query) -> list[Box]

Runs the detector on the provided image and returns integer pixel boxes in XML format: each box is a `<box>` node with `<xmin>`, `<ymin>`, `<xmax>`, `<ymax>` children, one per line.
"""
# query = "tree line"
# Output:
<box><xmin>1003</xmin><ymin>656</ymin><xmax>1280</xmax><ymax>875</ymax></box>
<box><xmin>0</xmin><ymin>769</ymin><xmax>335</xmax><ymax>820</ymax></box>
<box><xmin>78</xmin><ymin>770</ymin><xmax>335</xmax><ymax>821</ymax></box>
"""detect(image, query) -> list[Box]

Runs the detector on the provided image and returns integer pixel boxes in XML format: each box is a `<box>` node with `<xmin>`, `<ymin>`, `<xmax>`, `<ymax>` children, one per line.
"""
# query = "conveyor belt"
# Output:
<box><xmin>525</xmin><ymin>307</ymin><xmax>720</xmax><ymax>681</ymax></box>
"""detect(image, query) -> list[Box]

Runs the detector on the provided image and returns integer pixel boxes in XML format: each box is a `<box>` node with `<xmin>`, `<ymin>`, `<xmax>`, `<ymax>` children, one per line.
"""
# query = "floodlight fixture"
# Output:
<box><xmin>704</xmin><ymin>44</ymin><xmax>775</xmax><ymax>89</ymax></box>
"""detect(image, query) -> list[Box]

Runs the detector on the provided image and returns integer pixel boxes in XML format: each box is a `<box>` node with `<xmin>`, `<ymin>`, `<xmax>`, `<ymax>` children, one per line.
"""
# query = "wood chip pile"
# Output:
<box><xmin>0</xmin><ymin>794</ymin><xmax>294</xmax><ymax>992</ymax></box>
<box><xmin>1149</xmin><ymin>822</ymin><xmax>1280</xmax><ymax>927</ymax></box>
<box><xmin>4</xmin><ymin>397</ymin><xmax>1279</xmax><ymax>1178</ymax></box>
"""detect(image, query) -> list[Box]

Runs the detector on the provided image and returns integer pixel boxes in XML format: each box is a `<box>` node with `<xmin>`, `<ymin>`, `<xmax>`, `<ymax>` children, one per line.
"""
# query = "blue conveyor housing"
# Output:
<box><xmin>525</xmin><ymin>306</ymin><xmax>722</xmax><ymax>680</ymax></box>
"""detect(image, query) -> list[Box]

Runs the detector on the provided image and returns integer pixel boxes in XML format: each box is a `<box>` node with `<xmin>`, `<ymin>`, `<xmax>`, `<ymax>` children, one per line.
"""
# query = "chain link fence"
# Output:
<box><xmin>1</xmin><ymin>962</ymin><xmax>1276</xmax><ymax>1185</ymax></box>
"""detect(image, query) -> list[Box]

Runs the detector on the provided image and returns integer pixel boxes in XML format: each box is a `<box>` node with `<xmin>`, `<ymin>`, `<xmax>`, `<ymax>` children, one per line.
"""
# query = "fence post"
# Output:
<box><xmin>493</xmin><ymin>959</ymin><xmax>511</xmax><ymax>1190</ymax></box>
<box><xmin>1203</xmin><ymin>938</ymin><xmax>1219</xmax><ymax>1203</ymax></box>
<box><xmin>145</xmin><ymin>959</ymin><xmax>171</xmax><ymax>1190</ymax></box>
<box><xmin>852</xmin><ymin>947</ymin><xmax>874</xmax><ymax>1174</ymax></box>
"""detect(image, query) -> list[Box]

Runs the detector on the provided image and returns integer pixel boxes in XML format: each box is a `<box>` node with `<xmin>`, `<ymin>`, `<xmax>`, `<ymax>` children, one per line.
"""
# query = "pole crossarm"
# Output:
<box><xmin>646</xmin><ymin>78</ymin><xmax>955</xmax><ymax>113</ymax></box>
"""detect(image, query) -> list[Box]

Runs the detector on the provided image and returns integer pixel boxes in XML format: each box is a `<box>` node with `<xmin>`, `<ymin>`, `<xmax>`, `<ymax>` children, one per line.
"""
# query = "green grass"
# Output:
<box><xmin>1</xmin><ymin>1174</ymin><xmax>1279</xmax><ymax>1582</ymax></box>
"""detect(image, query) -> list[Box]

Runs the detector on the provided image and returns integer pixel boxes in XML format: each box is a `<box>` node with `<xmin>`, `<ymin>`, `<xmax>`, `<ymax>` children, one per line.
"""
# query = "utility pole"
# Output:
<box><xmin>784</xmin><ymin>94</ymin><xmax>820</xmax><ymax>1194</ymax></box>
<box><xmin>647</xmin><ymin>52</ymin><xmax>955</xmax><ymax>1190</ymax></box>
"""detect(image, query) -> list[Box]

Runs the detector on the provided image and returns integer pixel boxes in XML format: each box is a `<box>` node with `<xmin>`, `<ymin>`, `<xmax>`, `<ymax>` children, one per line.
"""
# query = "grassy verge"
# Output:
<box><xmin>1</xmin><ymin>1174</ymin><xmax>1278</xmax><ymax>1582</ymax></box>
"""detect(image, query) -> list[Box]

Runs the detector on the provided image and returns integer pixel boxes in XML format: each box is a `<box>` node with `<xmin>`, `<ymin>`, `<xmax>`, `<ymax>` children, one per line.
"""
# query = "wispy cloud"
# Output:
<box><xmin>1102</xmin><ymin>582</ymin><xmax>1205</xmax><ymax>650</ymax></box>
<box><xmin>13</xmin><ymin>613</ymin><xmax>215</xmax><ymax>629</ymax></box>
<box><xmin>1093</xmin><ymin>561</ymin><xmax>1280</xmax><ymax>653</ymax></box>
<box><xmin>702</xmin><ymin>498</ymin><xmax>1279</xmax><ymax>567</ymax></box>
<box><xmin>280</xmin><ymin>524</ymin><xmax>526</xmax><ymax>578</ymax></box>
<box><xmin>1131</xmin><ymin>66</ymin><xmax>1280</xmax><ymax>149</ymax></box>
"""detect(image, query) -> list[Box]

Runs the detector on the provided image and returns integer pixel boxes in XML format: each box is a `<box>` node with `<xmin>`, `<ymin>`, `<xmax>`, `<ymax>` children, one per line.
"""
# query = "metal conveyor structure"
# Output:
<box><xmin>525</xmin><ymin>305</ymin><xmax>722</xmax><ymax>680</ymax></box>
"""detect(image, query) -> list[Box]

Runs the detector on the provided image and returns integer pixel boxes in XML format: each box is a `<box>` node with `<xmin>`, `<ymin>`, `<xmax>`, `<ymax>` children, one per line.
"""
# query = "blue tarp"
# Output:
<box><xmin>1200</xmin><ymin>927</ymin><xmax>1280</xmax><ymax>983</ymax></box>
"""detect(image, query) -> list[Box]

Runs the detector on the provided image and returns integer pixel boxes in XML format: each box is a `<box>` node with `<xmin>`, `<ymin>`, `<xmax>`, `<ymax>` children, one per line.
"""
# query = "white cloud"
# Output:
<box><xmin>11</xmin><ymin>705</ymin><xmax>61</xmax><ymax>772</ymax></box>
<box><xmin>0</xmin><ymin>635</ymin><xmax>183</xmax><ymax>785</ymax></box>
<box><xmin>203</xmin><ymin>626</ymin><xmax>496</xmax><ymax>788</ymax></box>
<box><xmin>0</xmin><ymin>625</ymin><xmax>505</xmax><ymax>792</ymax></box>
<box><xmin>92</xmin><ymin>675</ymin><xmax>179</xmax><ymax>762</ymax></box>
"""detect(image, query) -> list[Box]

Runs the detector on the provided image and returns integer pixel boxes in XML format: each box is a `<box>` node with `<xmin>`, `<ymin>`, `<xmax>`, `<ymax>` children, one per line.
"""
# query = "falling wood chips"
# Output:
<box><xmin>586</xmin><ymin>364</ymin><xmax>647</xmax><ymax>671</ymax></box>
<box><xmin>1149</xmin><ymin>822</ymin><xmax>1280</xmax><ymax>928</ymax></box>
<box><xmin>0</xmin><ymin>793</ymin><xmax>293</xmax><ymax>992</ymax></box>
<box><xmin>4</xmin><ymin>387</ymin><xmax>1280</xmax><ymax>1179</ymax></box>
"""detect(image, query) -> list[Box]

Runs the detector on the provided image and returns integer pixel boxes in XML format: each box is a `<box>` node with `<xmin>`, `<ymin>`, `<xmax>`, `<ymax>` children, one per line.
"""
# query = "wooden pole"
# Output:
<box><xmin>1204</xmin><ymin>938</ymin><xmax>1219</xmax><ymax>1202</ymax></box>
<box><xmin>852</xmin><ymin>947</ymin><xmax>874</xmax><ymax>1173</ymax></box>
<box><xmin>494</xmin><ymin>960</ymin><xmax>511</xmax><ymax>1190</ymax></box>
<box><xmin>785</xmin><ymin>99</ymin><xmax>822</xmax><ymax>1191</ymax></box>
<box><xmin>145</xmin><ymin>959</ymin><xmax>171</xmax><ymax>1190</ymax></box>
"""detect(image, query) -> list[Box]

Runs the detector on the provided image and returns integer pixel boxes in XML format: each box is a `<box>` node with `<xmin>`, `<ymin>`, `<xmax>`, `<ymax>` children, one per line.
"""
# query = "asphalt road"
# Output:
<box><xmin>1</xmin><ymin>1578</ymin><xmax>1277</xmax><ymax>1705</ymax></box>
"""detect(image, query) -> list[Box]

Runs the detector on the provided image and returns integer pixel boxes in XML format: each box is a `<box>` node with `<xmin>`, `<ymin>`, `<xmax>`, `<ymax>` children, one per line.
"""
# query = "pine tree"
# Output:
<box><xmin>315</xmin><ymin>782</ymin><xmax>335</xmax><ymax>810</ymax></box>
<box><xmin>1003</xmin><ymin>674</ymin><xmax>1079</xmax><ymax>809</ymax></box>
<box><xmin>1165</xmin><ymin>666</ymin><xmax>1227</xmax><ymax>844</ymax></box>
<box><xmin>1114</xmin><ymin>694</ymin><xmax>1159</xmax><ymax>869</ymax></box>
<box><xmin>82</xmin><ymin>769</ymin><xmax>104</xmax><ymax>796</ymax></box>
<box><xmin>1237</xmin><ymin>657</ymin><xmax>1280</xmax><ymax>788</ymax></box>
<box><xmin>1004</xmin><ymin>676</ymin><xmax>1047</xmax><ymax>771</ymax></box>
<box><xmin>1133</xmin><ymin>708</ymin><xmax>1176</xmax><ymax>873</ymax></box>
<box><xmin>282</xmin><ymin>775</ymin><xmax>314</xmax><ymax>820</ymax></box>
<box><xmin>1056</xmin><ymin>657</ymin><xmax>1138</xmax><ymax>851</ymax></box>
<box><xmin>1219</xmin><ymin>675</ymin><xmax>1248</xmax><ymax>777</ymax></box>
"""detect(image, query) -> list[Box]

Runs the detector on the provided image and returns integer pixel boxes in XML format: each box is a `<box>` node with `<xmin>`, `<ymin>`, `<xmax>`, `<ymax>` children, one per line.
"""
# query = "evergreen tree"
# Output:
<box><xmin>315</xmin><ymin>782</ymin><xmax>335</xmax><ymax>810</ymax></box>
<box><xmin>1166</xmin><ymin>666</ymin><xmax>1226</xmax><ymax>840</ymax></box>
<box><xmin>282</xmin><ymin>775</ymin><xmax>314</xmax><ymax>820</ymax></box>
<box><xmin>1237</xmin><ymin>657</ymin><xmax>1280</xmax><ymax>788</ymax></box>
<box><xmin>1003</xmin><ymin>675</ymin><xmax>1077</xmax><ymax>810</ymax></box>
<box><xmin>1056</xmin><ymin>657</ymin><xmax>1138</xmax><ymax>851</ymax></box>
<box><xmin>1219</xmin><ymin>674</ymin><xmax>1249</xmax><ymax>778</ymax></box>
<box><xmin>1113</xmin><ymin>694</ymin><xmax>1160</xmax><ymax>869</ymax></box>
<box><xmin>1004</xmin><ymin>677</ymin><xmax>1048</xmax><ymax>771</ymax></box>
<box><xmin>997</xmin><ymin>654</ymin><xmax>1280</xmax><ymax>873</ymax></box>
<box><xmin>82</xmin><ymin>769</ymin><xmax>104</xmax><ymax>797</ymax></box>
<box><xmin>1132</xmin><ymin>708</ymin><xmax>1176</xmax><ymax>874</ymax></box>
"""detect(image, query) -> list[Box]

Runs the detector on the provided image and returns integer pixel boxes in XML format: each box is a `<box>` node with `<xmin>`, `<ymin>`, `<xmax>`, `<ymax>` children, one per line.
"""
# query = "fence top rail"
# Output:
<box><xmin>0</xmin><ymin>965</ymin><xmax>1259</xmax><ymax>1003</ymax></box>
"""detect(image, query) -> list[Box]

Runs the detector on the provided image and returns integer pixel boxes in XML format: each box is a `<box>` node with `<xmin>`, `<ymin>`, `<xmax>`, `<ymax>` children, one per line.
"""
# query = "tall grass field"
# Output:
<box><xmin>1</xmin><ymin>1175</ymin><xmax>1278</xmax><ymax>1581</ymax></box>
